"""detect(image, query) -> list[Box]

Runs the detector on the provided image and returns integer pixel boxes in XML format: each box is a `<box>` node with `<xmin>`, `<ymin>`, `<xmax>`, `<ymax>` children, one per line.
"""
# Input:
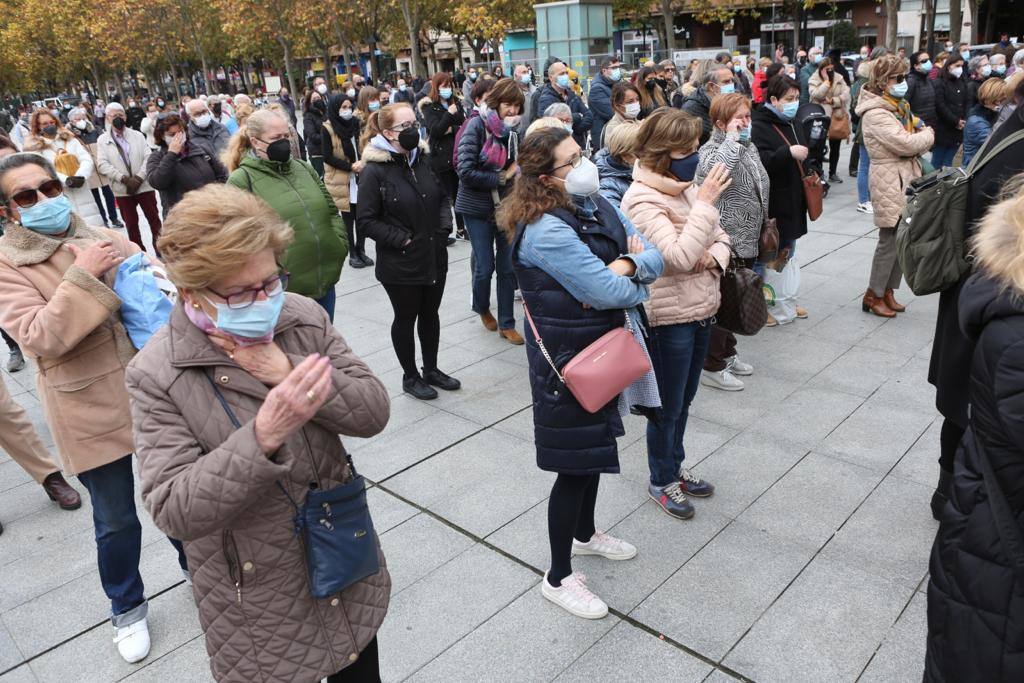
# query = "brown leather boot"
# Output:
<box><xmin>479</xmin><ymin>310</ymin><xmax>498</xmax><ymax>331</ymax></box>
<box><xmin>499</xmin><ymin>328</ymin><xmax>525</xmax><ymax>345</ymax></box>
<box><xmin>884</xmin><ymin>288</ymin><xmax>906</xmax><ymax>313</ymax></box>
<box><xmin>42</xmin><ymin>472</ymin><xmax>82</xmax><ymax>510</ymax></box>
<box><xmin>862</xmin><ymin>290</ymin><xmax>896</xmax><ymax>318</ymax></box>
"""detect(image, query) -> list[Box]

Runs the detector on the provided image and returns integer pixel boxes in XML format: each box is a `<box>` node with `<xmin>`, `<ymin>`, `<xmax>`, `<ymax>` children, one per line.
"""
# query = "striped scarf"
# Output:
<box><xmin>883</xmin><ymin>93</ymin><xmax>915</xmax><ymax>132</ymax></box>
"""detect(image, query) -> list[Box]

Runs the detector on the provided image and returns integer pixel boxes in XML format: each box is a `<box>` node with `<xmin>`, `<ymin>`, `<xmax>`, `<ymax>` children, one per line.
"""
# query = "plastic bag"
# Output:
<box><xmin>762</xmin><ymin>256</ymin><xmax>800</xmax><ymax>324</ymax></box>
<box><xmin>113</xmin><ymin>253</ymin><xmax>175</xmax><ymax>350</ymax></box>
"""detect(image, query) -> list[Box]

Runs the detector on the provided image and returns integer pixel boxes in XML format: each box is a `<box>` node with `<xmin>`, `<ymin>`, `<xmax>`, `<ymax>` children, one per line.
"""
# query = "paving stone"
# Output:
<box><xmin>121</xmin><ymin>636</ymin><xmax>213</xmax><ymax>682</ymax></box>
<box><xmin>632</xmin><ymin>520</ymin><xmax>817</xmax><ymax>660</ymax></box>
<box><xmin>345</xmin><ymin>394</ymin><xmax>440</xmax><ymax>451</ymax></box>
<box><xmin>819</xmin><ymin>401</ymin><xmax>935</xmax><ymax>474</ymax></box>
<box><xmin>410</xmin><ymin>589</ymin><xmax>617</xmax><ymax>682</ymax></box>
<box><xmin>803</xmin><ymin>300</ymin><xmax>892</xmax><ymax>346</ymax></box>
<box><xmin>689</xmin><ymin>375</ymin><xmax>802</xmax><ymax>431</ymax></box>
<box><xmin>738</xmin><ymin>333</ymin><xmax>850</xmax><ymax>385</ymax></box>
<box><xmin>376</xmin><ymin>545</ymin><xmax>538</xmax><ymax>682</ymax></box>
<box><xmin>819</xmin><ymin>475</ymin><xmax>937</xmax><ymax>588</ymax></box>
<box><xmin>0</xmin><ymin>666</ymin><xmax>37</xmax><ymax>683</ymax></box>
<box><xmin>554</xmin><ymin>621</ymin><xmax>712</xmax><ymax>681</ymax></box>
<box><xmin>737</xmin><ymin>451</ymin><xmax>883</xmax><ymax>547</ymax></box>
<box><xmin>891</xmin><ymin>417</ymin><xmax>942</xmax><ymax>489</ymax></box>
<box><xmin>858</xmin><ymin>308</ymin><xmax>937</xmax><ymax>357</ymax></box>
<box><xmin>0</xmin><ymin>620</ymin><xmax>23</xmax><ymax>673</ymax></box>
<box><xmin>806</xmin><ymin>345</ymin><xmax>913</xmax><ymax>397</ymax></box>
<box><xmin>859</xmin><ymin>591</ymin><xmax>928</xmax><ymax>683</ymax></box>
<box><xmin>379</xmin><ymin>513</ymin><xmax>475</xmax><ymax>594</ymax></box>
<box><xmin>753</xmin><ymin>386</ymin><xmax>865</xmax><ymax>448</ymax></box>
<box><xmin>723</xmin><ymin>555</ymin><xmax>916</xmax><ymax>682</ymax></box>
<box><xmin>354</xmin><ymin>410</ymin><xmax>482</xmax><ymax>482</ymax></box>
<box><xmin>365</xmin><ymin>486</ymin><xmax>419</xmax><ymax>534</ymax></box>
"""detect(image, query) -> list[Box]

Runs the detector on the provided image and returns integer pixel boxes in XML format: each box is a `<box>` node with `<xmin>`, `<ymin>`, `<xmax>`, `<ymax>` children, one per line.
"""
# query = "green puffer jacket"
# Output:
<box><xmin>228</xmin><ymin>155</ymin><xmax>347</xmax><ymax>299</ymax></box>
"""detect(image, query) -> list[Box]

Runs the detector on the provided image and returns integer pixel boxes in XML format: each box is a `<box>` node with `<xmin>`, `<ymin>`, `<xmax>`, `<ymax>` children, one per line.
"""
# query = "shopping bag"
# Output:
<box><xmin>762</xmin><ymin>256</ymin><xmax>800</xmax><ymax>324</ymax></box>
<box><xmin>113</xmin><ymin>253</ymin><xmax>175</xmax><ymax>349</ymax></box>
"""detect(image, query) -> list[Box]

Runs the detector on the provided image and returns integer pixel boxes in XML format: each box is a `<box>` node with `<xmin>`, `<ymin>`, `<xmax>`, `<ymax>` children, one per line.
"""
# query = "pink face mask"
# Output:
<box><xmin>183</xmin><ymin>299</ymin><xmax>274</xmax><ymax>347</ymax></box>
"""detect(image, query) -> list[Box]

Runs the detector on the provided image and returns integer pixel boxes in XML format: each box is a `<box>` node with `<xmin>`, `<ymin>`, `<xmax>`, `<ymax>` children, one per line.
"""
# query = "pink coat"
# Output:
<box><xmin>620</xmin><ymin>162</ymin><xmax>731</xmax><ymax>326</ymax></box>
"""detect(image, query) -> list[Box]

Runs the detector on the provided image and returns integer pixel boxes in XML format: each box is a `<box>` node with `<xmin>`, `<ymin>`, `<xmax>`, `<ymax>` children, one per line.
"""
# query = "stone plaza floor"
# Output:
<box><xmin>0</xmin><ymin>150</ymin><xmax>941</xmax><ymax>682</ymax></box>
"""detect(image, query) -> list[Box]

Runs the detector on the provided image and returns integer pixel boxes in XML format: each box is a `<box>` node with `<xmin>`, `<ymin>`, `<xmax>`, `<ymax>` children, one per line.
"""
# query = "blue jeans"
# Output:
<box><xmin>464</xmin><ymin>214</ymin><xmax>516</xmax><ymax>330</ymax></box>
<box><xmin>315</xmin><ymin>286</ymin><xmax>337</xmax><ymax>324</ymax></box>
<box><xmin>931</xmin><ymin>145</ymin><xmax>958</xmax><ymax>169</ymax></box>
<box><xmin>646</xmin><ymin>320</ymin><xmax>713</xmax><ymax>487</ymax></box>
<box><xmin>857</xmin><ymin>143</ymin><xmax>871</xmax><ymax>204</ymax></box>
<box><xmin>76</xmin><ymin>455</ymin><xmax>147</xmax><ymax>626</ymax></box>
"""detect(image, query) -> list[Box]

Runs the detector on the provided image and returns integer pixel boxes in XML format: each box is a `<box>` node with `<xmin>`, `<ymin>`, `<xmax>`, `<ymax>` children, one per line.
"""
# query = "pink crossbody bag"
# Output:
<box><xmin>522</xmin><ymin>303</ymin><xmax>652</xmax><ymax>414</ymax></box>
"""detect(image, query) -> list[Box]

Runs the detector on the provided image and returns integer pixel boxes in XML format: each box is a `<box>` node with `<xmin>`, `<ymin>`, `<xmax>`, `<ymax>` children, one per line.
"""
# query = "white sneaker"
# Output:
<box><xmin>726</xmin><ymin>356</ymin><xmax>753</xmax><ymax>376</ymax></box>
<box><xmin>857</xmin><ymin>202</ymin><xmax>874</xmax><ymax>214</ymax></box>
<box><xmin>700</xmin><ymin>369</ymin><xmax>745</xmax><ymax>391</ymax></box>
<box><xmin>113</xmin><ymin>618</ymin><xmax>151</xmax><ymax>663</ymax></box>
<box><xmin>514</xmin><ymin>289</ymin><xmax>523</xmax><ymax>302</ymax></box>
<box><xmin>541</xmin><ymin>571</ymin><xmax>609</xmax><ymax>619</ymax></box>
<box><xmin>572</xmin><ymin>531</ymin><xmax>638</xmax><ymax>560</ymax></box>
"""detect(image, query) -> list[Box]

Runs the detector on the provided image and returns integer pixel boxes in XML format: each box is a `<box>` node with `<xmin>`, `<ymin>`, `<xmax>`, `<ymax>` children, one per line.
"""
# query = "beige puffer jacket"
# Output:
<box><xmin>126</xmin><ymin>294</ymin><xmax>391</xmax><ymax>683</ymax></box>
<box><xmin>855</xmin><ymin>89</ymin><xmax>935</xmax><ymax>228</ymax></box>
<box><xmin>620</xmin><ymin>162</ymin><xmax>731</xmax><ymax>326</ymax></box>
<box><xmin>808</xmin><ymin>69</ymin><xmax>851</xmax><ymax>118</ymax></box>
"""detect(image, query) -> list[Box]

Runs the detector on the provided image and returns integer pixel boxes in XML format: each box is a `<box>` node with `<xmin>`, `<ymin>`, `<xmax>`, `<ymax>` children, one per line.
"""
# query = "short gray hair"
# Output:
<box><xmin>990</xmin><ymin>53</ymin><xmax>1007</xmax><ymax>66</ymax></box>
<box><xmin>543</xmin><ymin>102</ymin><xmax>572</xmax><ymax>119</ymax></box>
<box><xmin>1014</xmin><ymin>48</ymin><xmax>1024</xmax><ymax>66</ymax></box>
<box><xmin>104</xmin><ymin>102</ymin><xmax>125</xmax><ymax>117</ymax></box>
<box><xmin>68</xmin><ymin>107</ymin><xmax>88</xmax><ymax>121</ymax></box>
<box><xmin>703</xmin><ymin>66</ymin><xmax>730</xmax><ymax>87</ymax></box>
<box><xmin>716</xmin><ymin>51</ymin><xmax>733</xmax><ymax>64</ymax></box>
<box><xmin>0</xmin><ymin>153</ymin><xmax>59</xmax><ymax>204</ymax></box>
<box><xmin>869</xmin><ymin>46</ymin><xmax>890</xmax><ymax>60</ymax></box>
<box><xmin>969</xmin><ymin>55</ymin><xmax>988</xmax><ymax>73</ymax></box>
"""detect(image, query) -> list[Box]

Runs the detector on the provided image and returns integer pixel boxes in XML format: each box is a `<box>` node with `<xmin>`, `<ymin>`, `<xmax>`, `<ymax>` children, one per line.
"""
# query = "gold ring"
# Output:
<box><xmin>306</xmin><ymin>390</ymin><xmax>317</xmax><ymax>402</ymax></box>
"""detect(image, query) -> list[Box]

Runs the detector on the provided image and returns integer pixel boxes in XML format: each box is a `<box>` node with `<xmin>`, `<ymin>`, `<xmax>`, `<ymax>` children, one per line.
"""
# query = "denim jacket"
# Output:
<box><xmin>518</xmin><ymin>195</ymin><xmax>663</xmax><ymax>311</ymax></box>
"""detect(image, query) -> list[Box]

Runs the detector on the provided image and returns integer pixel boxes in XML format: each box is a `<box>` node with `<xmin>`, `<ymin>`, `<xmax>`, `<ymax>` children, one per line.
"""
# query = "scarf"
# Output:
<box><xmin>883</xmin><ymin>93</ymin><xmax>915</xmax><ymax>132</ymax></box>
<box><xmin>479</xmin><ymin>111</ymin><xmax>516</xmax><ymax>171</ymax></box>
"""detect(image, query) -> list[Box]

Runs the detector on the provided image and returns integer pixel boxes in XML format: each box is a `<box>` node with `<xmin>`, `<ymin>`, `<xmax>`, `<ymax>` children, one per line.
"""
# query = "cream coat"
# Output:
<box><xmin>855</xmin><ymin>89</ymin><xmax>935</xmax><ymax>228</ymax></box>
<box><xmin>808</xmin><ymin>70</ymin><xmax>851</xmax><ymax>119</ymax></box>
<box><xmin>95</xmin><ymin>127</ymin><xmax>154</xmax><ymax>197</ymax></box>
<box><xmin>21</xmin><ymin>134</ymin><xmax>103</xmax><ymax>225</ymax></box>
<box><xmin>0</xmin><ymin>216</ymin><xmax>140</xmax><ymax>474</ymax></box>
<box><xmin>620</xmin><ymin>162</ymin><xmax>731</xmax><ymax>326</ymax></box>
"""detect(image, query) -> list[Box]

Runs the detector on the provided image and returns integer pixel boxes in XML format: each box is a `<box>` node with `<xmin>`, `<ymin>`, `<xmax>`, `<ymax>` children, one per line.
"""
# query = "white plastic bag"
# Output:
<box><xmin>762</xmin><ymin>257</ymin><xmax>801</xmax><ymax>324</ymax></box>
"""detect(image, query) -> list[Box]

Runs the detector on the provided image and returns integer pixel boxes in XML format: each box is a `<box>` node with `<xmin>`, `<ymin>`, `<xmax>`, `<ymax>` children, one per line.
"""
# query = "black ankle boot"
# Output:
<box><xmin>931</xmin><ymin>467</ymin><xmax>953</xmax><ymax>521</ymax></box>
<box><xmin>403</xmin><ymin>374</ymin><xmax>438</xmax><ymax>400</ymax></box>
<box><xmin>422</xmin><ymin>367</ymin><xmax>461</xmax><ymax>391</ymax></box>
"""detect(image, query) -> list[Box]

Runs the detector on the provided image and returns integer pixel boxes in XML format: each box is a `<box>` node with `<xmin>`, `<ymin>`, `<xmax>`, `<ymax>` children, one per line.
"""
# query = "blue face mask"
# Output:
<box><xmin>718</xmin><ymin>83</ymin><xmax>736</xmax><ymax>95</ymax></box>
<box><xmin>556</xmin><ymin>74</ymin><xmax>570</xmax><ymax>89</ymax></box>
<box><xmin>739</xmin><ymin>123</ymin><xmax>752</xmax><ymax>141</ymax></box>
<box><xmin>918</xmin><ymin>60</ymin><xmax>933</xmax><ymax>73</ymax></box>
<box><xmin>18</xmin><ymin>194</ymin><xmax>72</xmax><ymax>235</ymax></box>
<box><xmin>889</xmin><ymin>81</ymin><xmax>909</xmax><ymax>99</ymax></box>
<box><xmin>780</xmin><ymin>101</ymin><xmax>800</xmax><ymax>120</ymax></box>
<box><xmin>995</xmin><ymin>65</ymin><xmax>1007</xmax><ymax>75</ymax></box>
<box><xmin>368</xmin><ymin>101</ymin><xmax>380</xmax><ymax>112</ymax></box>
<box><xmin>668</xmin><ymin>153</ymin><xmax>700</xmax><ymax>182</ymax></box>
<box><xmin>610</xmin><ymin>68</ymin><xmax>622</xmax><ymax>81</ymax></box>
<box><xmin>205</xmin><ymin>289</ymin><xmax>285</xmax><ymax>340</ymax></box>
<box><xmin>961</xmin><ymin>51</ymin><xmax>971</xmax><ymax>62</ymax></box>
<box><xmin>520</xmin><ymin>72</ymin><xmax>532</xmax><ymax>84</ymax></box>
<box><xmin>733</xmin><ymin>64</ymin><xmax>743</xmax><ymax>73</ymax></box>
<box><xmin>439</xmin><ymin>87</ymin><xmax>453</xmax><ymax>99</ymax></box>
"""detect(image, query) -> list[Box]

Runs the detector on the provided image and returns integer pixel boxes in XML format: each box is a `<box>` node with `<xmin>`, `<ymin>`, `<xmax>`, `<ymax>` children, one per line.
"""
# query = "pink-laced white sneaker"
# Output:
<box><xmin>541</xmin><ymin>571</ymin><xmax>609</xmax><ymax>619</ymax></box>
<box><xmin>572</xmin><ymin>531</ymin><xmax>638</xmax><ymax>561</ymax></box>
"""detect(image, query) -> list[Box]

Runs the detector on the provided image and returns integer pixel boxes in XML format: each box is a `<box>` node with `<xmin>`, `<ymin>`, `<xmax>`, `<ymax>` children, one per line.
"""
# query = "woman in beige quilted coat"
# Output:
<box><xmin>125</xmin><ymin>184</ymin><xmax>392</xmax><ymax>683</ymax></box>
<box><xmin>855</xmin><ymin>54</ymin><xmax>934</xmax><ymax>317</ymax></box>
<box><xmin>808</xmin><ymin>57</ymin><xmax>851</xmax><ymax>182</ymax></box>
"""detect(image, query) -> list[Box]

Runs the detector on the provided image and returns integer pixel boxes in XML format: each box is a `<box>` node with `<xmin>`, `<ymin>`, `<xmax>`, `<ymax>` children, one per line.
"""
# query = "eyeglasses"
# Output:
<box><xmin>9</xmin><ymin>179</ymin><xmax>63</xmax><ymax>208</ymax></box>
<box><xmin>207</xmin><ymin>270</ymin><xmax>290</xmax><ymax>309</ymax></box>
<box><xmin>551</xmin><ymin>153</ymin><xmax>583</xmax><ymax>173</ymax></box>
<box><xmin>389</xmin><ymin>121</ymin><xmax>417</xmax><ymax>132</ymax></box>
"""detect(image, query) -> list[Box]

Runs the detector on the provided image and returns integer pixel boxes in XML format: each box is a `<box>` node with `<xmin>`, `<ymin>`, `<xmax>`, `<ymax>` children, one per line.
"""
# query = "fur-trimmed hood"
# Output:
<box><xmin>971</xmin><ymin>187</ymin><xmax>1024</xmax><ymax>296</ymax></box>
<box><xmin>361</xmin><ymin>134</ymin><xmax>430</xmax><ymax>163</ymax></box>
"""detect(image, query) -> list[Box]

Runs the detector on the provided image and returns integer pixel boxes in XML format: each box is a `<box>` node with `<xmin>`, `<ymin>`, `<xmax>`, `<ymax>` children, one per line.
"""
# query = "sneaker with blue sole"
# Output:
<box><xmin>648</xmin><ymin>481</ymin><xmax>695</xmax><ymax>519</ymax></box>
<box><xmin>679</xmin><ymin>468</ymin><xmax>715</xmax><ymax>497</ymax></box>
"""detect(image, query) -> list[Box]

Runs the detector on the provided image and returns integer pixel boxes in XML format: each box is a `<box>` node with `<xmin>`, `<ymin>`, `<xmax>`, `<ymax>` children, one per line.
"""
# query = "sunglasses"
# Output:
<box><xmin>891</xmin><ymin>74</ymin><xmax>906</xmax><ymax>83</ymax></box>
<box><xmin>9</xmin><ymin>179</ymin><xmax>63</xmax><ymax>208</ymax></box>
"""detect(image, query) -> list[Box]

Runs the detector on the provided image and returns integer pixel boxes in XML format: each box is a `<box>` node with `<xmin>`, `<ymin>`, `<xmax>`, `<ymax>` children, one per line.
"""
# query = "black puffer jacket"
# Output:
<box><xmin>356</xmin><ymin>138</ymin><xmax>452</xmax><ymax>286</ymax></box>
<box><xmin>146</xmin><ymin>143</ymin><xmax>229</xmax><ymax>211</ymax></box>
<box><xmin>751</xmin><ymin>106</ymin><xmax>807</xmax><ymax>242</ymax></box>
<box><xmin>933</xmin><ymin>72</ymin><xmax>969</xmax><ymax>147</ymax></box>
<box><xmin>303</xmin><ymin>104</ymin><xmax>326</xmax><ymax>159</ymax></box>
<box><xmin>925</xmin><ymin>269</ymin><xmax>1024</xmax><ymax>682</ymax></box>
<box><xmin>906</xmin><ymin>69</ymin><xmax>937</xmax><ymax>129</ymax></box>
<box><xmin>680</xmin><ymin>87</ymin><xmax>713</xmax><ymax>144</ymax></box>
<box><xmin>419</xmin><ymin>96</ymin><xmax>465</xmax><ymax>177</ymax></box>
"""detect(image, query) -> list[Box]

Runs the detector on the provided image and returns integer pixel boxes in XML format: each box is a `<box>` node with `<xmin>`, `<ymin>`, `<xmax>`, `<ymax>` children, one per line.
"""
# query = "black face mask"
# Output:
<box><xmin>645</xmin><ymin>80</ymin><xmax>657</xmax><ymax>90</ymax></box>
<box><xmin>112</xmin><ymin>117</ymin><xmax>126</xmax><ymax>130</ymax></box>
<box><xmin>397</xmin><ymin>126</ymin><xmax>420</xmax><ymax>151</ymax></box>
<box><xmin>212</xmin><ymin>103</ymin><xmax>222</xmax><ymax>116</ymax></box>
<box><xmin>265</xmin><ymin>138</ymin><xmax>292</xmax><ymax>163</ymax></box>
<box><xmin>655</xmin><ymin>78</ymin><xmax>667</xmax><ymax>88</ymax></box>
<box><xmin>42</xmin><ymin>124</ymin><xmax>58</xmax><ymax>137</ymax></box>
<box><xmin>313</xmin><ymin>99</ymin><xmax>326</xmax><ymax>112</ymax></box>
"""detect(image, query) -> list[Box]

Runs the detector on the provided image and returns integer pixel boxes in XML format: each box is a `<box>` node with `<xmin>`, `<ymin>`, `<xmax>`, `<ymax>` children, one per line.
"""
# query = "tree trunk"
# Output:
<box><xmin>468</xmin><ymin>36</ymin><xmax>485</xmax><ymax>63</ymax></box>
<box><xmin>398</xmin><ymin>0</ymin><xmax>425</xmax><ymax>77</ymax></box>
<box><xmin>923</xmin><ymin>0</ymin><xmax>937</xmax><ymax>53</ymax></box>
<box><xmin>278</xmin><ymin>36</ymin><xmax>299</xmax><ymax>99</ymax></box>
<box><xmin>453</xmin><ymin>34</ymin><xmax>465</xmax><ymax>69</ymax></box>
<box><xmin>115</xmin><ymin>71</ymin><xmax>126</xmax><ymax>103</ymax></box>
<box><xmin>949</xmin><ymin>0</ymin><xmax>962</xmax><ymax>44</ymax></box>
<box><xmin>239</xmin><ymin>62</ymin><xmax>251</xmax><ymax>93</ymax></box>
<box><xmin>324</xmin><ymin>46</ymin><xmax>334</xmax><ymax>85</ymax></box>
<box><xmin>983</xmin><ymin>0</ymin><xmax>999</xmax><ymax>43</ymax></box>
<box><xmin>660</xmin><ymin>0</ymin><xmax>675</xmax><ymax>53</ymax></box>
<box><xmin>89</xmin><ymin>62</ymin><xmax>103</xmax><ymax>101</ymax></box>
<box><xmin>885</xmin><ymin>0</ymin><xmax>899</xmax><ymax>51</ymax></box>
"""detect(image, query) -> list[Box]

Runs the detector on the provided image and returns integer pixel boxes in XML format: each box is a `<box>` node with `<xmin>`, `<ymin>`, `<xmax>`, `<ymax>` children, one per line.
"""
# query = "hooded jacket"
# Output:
<box><xmin>227</xmin><ymin>155</ymin><xmax>347</xmax><ymax>299</ymax></box>
<box><xmin>594</xmin><ymin>147</ymin><xmax>633</xmax><ymax>208</ymax></box>
<box><xmin>855</xmin><ymin>89</ymin><xmax>934</xmax><ymax>228</ymax></box>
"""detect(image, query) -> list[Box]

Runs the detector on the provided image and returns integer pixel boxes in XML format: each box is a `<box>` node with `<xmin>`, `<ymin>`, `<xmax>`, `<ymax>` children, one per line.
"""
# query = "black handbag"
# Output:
<box><xmin>716</xmin><ymin>252</ymin><xmax>768</xmax><ymax>336</ymax></box>
<box><xmin>206</xmin><ymin>373</ymin><xmax>380</xmax><ymax>599</ymax></box>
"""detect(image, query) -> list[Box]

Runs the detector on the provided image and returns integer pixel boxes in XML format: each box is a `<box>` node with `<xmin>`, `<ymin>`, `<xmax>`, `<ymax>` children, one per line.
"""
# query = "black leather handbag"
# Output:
<box><xmin>716</xmin><ymin>252</ymin><xmax>768</xmax><ymax>336</ymax></box>
<box><xmin>207</xmin><ymin>373</ymin><xmax>380</xmax><ymax>599</ymax></box>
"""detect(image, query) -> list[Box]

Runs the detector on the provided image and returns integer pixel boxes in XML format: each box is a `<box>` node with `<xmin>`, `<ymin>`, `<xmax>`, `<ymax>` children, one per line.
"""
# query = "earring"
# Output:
<box><xmin>191</xmin><ymin>302</ymin><xmax>200</xmax><ymax>309</ymax></box>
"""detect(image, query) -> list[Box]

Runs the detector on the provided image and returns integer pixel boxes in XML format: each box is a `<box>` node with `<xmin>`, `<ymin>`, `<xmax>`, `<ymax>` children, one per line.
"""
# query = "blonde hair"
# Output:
<box><xmin>157</xmin><ymin>184</ymin><xmax>294</xmax><ymax>290</ymax></box>
<box><xmin>605</xmin><ymin>123</ymin><xmax>639</xmax><ymax>163</ymax></box>
<box><xmin>868</xmin><ymin>55</ymin><xmax>910</xmax><ymax>94</ymax></box>
<box><xmin>359</xmin><ymin>102</ymin><xmax>413</xmax><ymax>153</ymax></box>
<box><xmin>525</xmin><ymin>116</ymin><xmax>566</xmax><ymax>139</ymax></box>
<box><xmin>971</xmin><ymin>174</ymin><xmax>1024</xmax><ymax>294</ymax></box>
<box><xmin>978</xmin><ymin>77</ymin><xmax>1010</xmax><ymax>108</ymax></box>
<box><xmin>221</xmin><ymin>109</ymin><xmax>286</xmax><ymax>172</ymax></box>
<box><xmin>233</xmin><ymin>102</ymin><xmax>255</xmax><ymax>128</ymax></box>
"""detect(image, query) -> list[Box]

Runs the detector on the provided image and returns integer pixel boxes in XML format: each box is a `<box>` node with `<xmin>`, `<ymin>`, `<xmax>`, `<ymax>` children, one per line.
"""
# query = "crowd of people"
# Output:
<box><xmin>1</xmin><ymin>34</ymin><xmax>1024</xmax><ymax>681</ymax></box>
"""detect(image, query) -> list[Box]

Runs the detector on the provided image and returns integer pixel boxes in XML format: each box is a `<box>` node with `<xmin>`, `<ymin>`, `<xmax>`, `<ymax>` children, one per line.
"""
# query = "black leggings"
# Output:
<box><xmin>547</xmin><ymin>473</ymin><xmax>599</xmax><ymax>587</ymax></box>
<box><xmin>382</xmin><ymin>275</ymin><xmax>447</xmax><ymax>377</ymax></box>
<box><xmin>344</xmin><ymin>207</ymin><xmax>366</xmax><ymax>256</ymax></box>
<box><xmin>939</xmin><ymin>417</ymin><xmax>965</xmax><ymax>472</ymax></box>
<box><xmin>1</xmin><ymin>328</ymin><xmax>18</xmax><ymax>352</ymax></box>
<box><xmin>326</xmin><ymin>636</ymin><xmax>381</xmax><ymax>682</ymax></box>
<box><xmin>828</xmin><ymin>138</ymin><xmax>841</xmax><ymax>177</ymax></box>
<box><xmin>438</xmin><ymin>169</ymin><xmax>465</xmax><ymax>232</ymax></box>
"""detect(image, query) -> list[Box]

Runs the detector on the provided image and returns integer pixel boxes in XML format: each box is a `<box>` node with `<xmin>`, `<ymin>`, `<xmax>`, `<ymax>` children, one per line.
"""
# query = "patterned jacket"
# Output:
<box><xmin>696</xmin><ymin>129</ymin><xmax>769</xmax><ymax>259</ymax></box>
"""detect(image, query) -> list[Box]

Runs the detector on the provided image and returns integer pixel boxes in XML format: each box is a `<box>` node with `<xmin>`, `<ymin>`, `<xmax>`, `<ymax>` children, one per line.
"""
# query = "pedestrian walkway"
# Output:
<box><xmin>0</xmin><ymin>155</ymin><xmax>939</xmax><ymax>682</ymax></box>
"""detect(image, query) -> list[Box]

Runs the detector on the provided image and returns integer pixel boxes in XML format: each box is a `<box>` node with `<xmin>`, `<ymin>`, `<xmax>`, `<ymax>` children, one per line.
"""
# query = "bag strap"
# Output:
<box><xmin>971</xmin><ymin>428</ymin><xmax>1024</xmax><ymax>591</ymax></box>
<box><xmin>241</xmin><ymin>168</ymin><xmax>254</xmax><ymax>193</ymax></box>
<box><xmin>771</xmin><ymin>123</ymin><xmax>809</xmax><ymax>178</ymax></box>
<box><xmin>965</xmin><ymin>129</ymin><xmax>1024</xmax><ymax>177</ymax></box>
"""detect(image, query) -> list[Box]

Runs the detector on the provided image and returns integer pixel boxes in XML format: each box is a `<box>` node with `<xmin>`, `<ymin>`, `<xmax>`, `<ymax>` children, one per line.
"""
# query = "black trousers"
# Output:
<box><xmin>547</xmin><ymin>473</ymin><xmax>599</xmax><ymax>586</ymax></box>
<box><xmin>848</xmin><ymin>139</ymin><xmax>860</xmax><ymax>174</ymax></box>
<box><xmin>326</xmin><ymin>636</ymin><xmax>381</xmax><ymax>683</ymax></box>
<box><xmin>939</xmin><ymin>417</ymin><xmax>965</xmax><ymax>472</ymax></box>
<box><xmin>382</xmin><ymin>274</ymin><xmax>447</xmax><ymax>377</ymax></box>
<box><xmin>827</xmin><ymin>138</ymin><xmax>841</xmax><ymax>177</ymax></box>
<box><xmin>437</xmin><ymin>169</ymin><xmax>465</xmax><ymax>233</ymax></box>
<box><xmin>343</xmin><ymin>208</ymin><xmax>366</xmax><ymax>256</ymax></box>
